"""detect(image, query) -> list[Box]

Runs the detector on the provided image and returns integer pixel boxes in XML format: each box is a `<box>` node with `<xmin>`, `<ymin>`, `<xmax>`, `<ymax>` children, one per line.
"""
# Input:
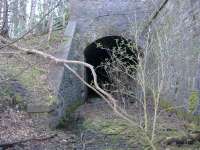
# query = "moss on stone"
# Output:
<box><xmin>15</xmin><ymin>93</ymin><xmax>23</xmax><ymax>104</ymax></box>
<box><xmin>57</xmin><ymin>100</ymin><xmax>83</xmax><ymax>128</ymax></box>
<box><xmin>47</xmin><ymin>95</ymin><xmax>57</xmax><ymax>106</ymax></box>
<box><xmin>68</xmin><ymin>100</ymin><xmax>83</xmax><ymax>113</ymax></box>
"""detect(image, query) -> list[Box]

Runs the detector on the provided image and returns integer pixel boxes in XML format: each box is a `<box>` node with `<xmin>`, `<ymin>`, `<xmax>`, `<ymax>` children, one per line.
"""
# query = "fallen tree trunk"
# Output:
<box><xmin>164</xmin><ymin>132</ymin><xmax>200</xmax><ymax>146</ymax></box>
<box><xmin>0</xmin><ymin>134</ymin><xmax>57</xmax><ymax>149</ymax></box>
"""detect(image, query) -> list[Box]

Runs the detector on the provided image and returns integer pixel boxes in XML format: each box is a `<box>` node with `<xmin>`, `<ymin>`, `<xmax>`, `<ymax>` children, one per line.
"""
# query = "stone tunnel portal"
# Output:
<box><xmin>84</xmin><ymin>36</ymin><xmax>139</xmax><ymax>99</ymax></box>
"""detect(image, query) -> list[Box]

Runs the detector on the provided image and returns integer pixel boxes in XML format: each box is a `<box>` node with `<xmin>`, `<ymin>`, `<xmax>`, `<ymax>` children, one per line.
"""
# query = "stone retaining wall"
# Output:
<box><xmin>149</xmin><ymin>0</ymin><xmax>200</xmax><ymax>112</ymax></box>
<box><xmin>51</xmin><ymin>0</ymin><xmax>200</xmax><ymax>126</ymax></box>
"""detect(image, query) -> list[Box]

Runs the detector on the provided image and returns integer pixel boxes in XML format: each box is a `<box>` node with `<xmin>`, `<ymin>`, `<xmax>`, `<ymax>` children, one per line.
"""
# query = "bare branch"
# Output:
<box><xmin>0</xmin><ymin>0</ymin><xmax>62</xmax><ymax>50</ymax></box>
<box><xmin>0</xmin><ymin>35</ymin><xmax>138</xmax><ymax>128</ymax></box>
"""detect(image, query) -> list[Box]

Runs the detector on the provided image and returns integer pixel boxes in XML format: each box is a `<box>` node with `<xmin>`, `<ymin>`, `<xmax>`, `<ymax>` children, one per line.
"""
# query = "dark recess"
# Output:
<box><xmin>84</xmin><ymin>36</ymin><xmax>139</xmax><ymax>100</ymax></box>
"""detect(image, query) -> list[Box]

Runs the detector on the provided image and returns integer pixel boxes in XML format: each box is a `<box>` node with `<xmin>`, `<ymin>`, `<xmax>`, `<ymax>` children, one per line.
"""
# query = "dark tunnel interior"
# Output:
<box><xmin>84</xmin><ymin>36</ymin><xmax>139</xmax><ymax>99</ymax></box>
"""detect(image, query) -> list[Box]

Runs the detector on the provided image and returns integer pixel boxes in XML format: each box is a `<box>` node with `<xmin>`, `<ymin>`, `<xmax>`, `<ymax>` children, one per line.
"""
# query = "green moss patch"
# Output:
<box><xmin>82</xmin><ymin>117</ymin><xmax>152</xmax><ymax>148</ymax></box>
<box><xmin>18</xmin><ymin>67</ymin><xmax>45</xmax><ymax>88</ymax></box>
<box><xmin>23</xmin><ymin>30</ymin><xmax>69</xmax><ymax>52</ymax></box>
<box><xmin>160</xmin><ymin>99</ymin><xmax>200</xmax><ymax>125</ymax></box>
<box><xmin>0</xmin><ymin>82</ymin><xmax>26</xmax><ymax>109</ymax></box>
<box><xmin>83</xmin><ymin>118</ymin><xmax>127</xmax><ymax>135</ymax></box>
<box><xmin>58</xmin><ymin>100</ymin><xmax>83</xmax><ymax>128</ymax></box>
<box><xmin>188</xmin><ymin>91</ymin><xmax>199</xmax><ymax>113</ymax></box>
<box><xmin>159</xmin><ymin>99</ymin><xmax>176</xmax><ymax>113</ymax></box>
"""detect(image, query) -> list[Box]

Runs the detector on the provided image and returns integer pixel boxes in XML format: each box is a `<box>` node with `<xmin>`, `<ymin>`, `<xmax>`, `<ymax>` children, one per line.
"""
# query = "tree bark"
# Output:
<box><xmin>29</xmin><ymin>0</ymin><xmax>37</xmax><ymax>30</ymax></box>
<box><xmin>193</xmin><ymin>56</ymin><xmax>200</xmax><ymax>115</ymax></box>
<box><xmin>19</xmin><ymin>0</ymin><xmax>27</xmax><ymax>32</ymax></box>
<box><xmin>48</xmin><ymin>0</ymin><xmax>53</xmax><ymax>41</ymax></box>
<box><xmin>0</xmin><ymin>0</ymin><xmax>9</xmax><ymax>37</ymax></box>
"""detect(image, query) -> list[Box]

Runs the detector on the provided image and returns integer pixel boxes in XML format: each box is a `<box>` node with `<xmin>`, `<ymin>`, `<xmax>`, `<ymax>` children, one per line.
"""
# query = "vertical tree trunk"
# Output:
<box><xmin>194</xmin><ymin>56</ymin><xmax>200</xmax><ymax>115</ymax></box>
<box><xmin>19</xmin><ymin>0</ymin><xmax>27</xmax><ymax>33</ymax></box>
<box><xmin>48</xmin><ymin>0</ymin><xmax>53</xmax><ymax>41</ymax></box>
<box><xmin>48</xmin><ymin>16</ymin><xmax>53</xmax><ymax>41</ymax></box>
<box><xmin>0</xmin><ymin>0</ymin><xmax>9</xmax><ymax>37</ymax></box>
<box><xmin>0</xmin><ymin>0</ymin><xmax>3</xmax><ymax>24</ymax></box>
<box><xmin>29</xmin><ymin>0</ymin><xmax>36</xmax><ymax>29</ymax></box>
<box><xmin>42</xmin><ymin>0</ymin><xmax>48</xmax><ymax>33</ymax></box>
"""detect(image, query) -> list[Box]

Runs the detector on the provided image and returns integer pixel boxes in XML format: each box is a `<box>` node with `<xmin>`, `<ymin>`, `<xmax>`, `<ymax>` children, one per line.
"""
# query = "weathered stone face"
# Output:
<box><xmin>148</xmin><ymin>0</ymin><xmax>200</xmax><ymax>111</ymax></box>
<box><xmin>69</xmin><ymin>0</ymin><xmax>158</xmax><ymax>46</ymax></box>
<box><xmin>53</xmin><ymin>0</ymin><xmax>200</xmax><ymax>127</ymax></box>
<box><xmin>68</xmin><ymin>0</ymin><xmax>200</xmax><ymax>111</ymax></box>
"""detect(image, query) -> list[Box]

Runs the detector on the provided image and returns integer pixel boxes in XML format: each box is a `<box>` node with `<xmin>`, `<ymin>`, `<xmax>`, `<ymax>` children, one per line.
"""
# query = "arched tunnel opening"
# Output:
<box><xmin>84</xmin><ymin>36</ymin><xmax>139</xmax><ymax>99</ymax></box>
